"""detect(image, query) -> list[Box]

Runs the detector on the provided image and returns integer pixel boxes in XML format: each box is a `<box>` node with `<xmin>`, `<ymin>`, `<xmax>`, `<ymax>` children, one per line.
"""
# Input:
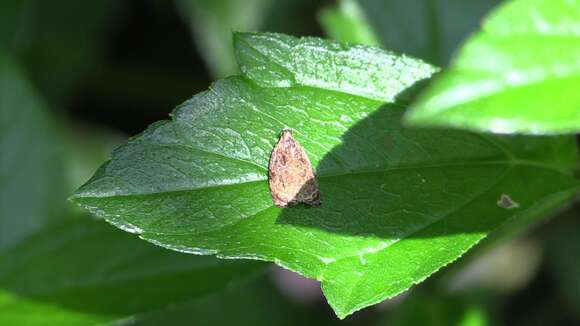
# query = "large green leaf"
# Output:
<box><xmin>71</xmin><ymin>33</ymin><xmax>579</xmax><ymax>318</ymax></box>
<box><xmin>0</xmin><ymin>218</ymin><xmax>262</xmax><ymax>325</ymax></box>
<box><xmin>0</xmin><ymin>52</ymin><xmax>67</xmax><ymax>250</ymax></box>
<box><xmin>406</xmin><ymin>0</ymin><xmax>580</xmax><ymax>134</ymax></box>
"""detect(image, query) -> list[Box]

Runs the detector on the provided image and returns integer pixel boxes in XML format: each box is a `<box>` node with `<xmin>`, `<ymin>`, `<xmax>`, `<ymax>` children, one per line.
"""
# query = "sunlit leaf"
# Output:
<box><xmin>72</xmin><ymin>33</ymin><xmax>579</xmax><ymax>318</ymax></box>
<box><xmin>406</xmin><ymin>0</ymin><xmax>580</xmax><ymax>134</ymax></box>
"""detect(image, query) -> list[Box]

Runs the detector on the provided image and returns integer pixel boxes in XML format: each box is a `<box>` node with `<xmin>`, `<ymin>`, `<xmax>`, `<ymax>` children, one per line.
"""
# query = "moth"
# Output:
<box><xmin>268</xmin><ymin>129</ymin><xmax>321</xmax><ymax>208</ymax></box>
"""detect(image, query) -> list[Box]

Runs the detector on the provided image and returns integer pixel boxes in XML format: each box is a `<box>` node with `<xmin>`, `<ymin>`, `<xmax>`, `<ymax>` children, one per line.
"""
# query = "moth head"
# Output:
<box><xmin>279</xmin><ymin>128</ymin><xmax>293</xmax><ymax>140</ymax></box>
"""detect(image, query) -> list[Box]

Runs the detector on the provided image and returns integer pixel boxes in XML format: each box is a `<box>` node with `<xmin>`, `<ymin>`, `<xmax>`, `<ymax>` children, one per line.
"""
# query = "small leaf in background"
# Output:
<box><xmin>386</xmin><ymin>291</ymin><xmax>490</xmax><ymax>326</ymax></box>
<box><xmin>63</xmin><ymin>125</ymin><xmax>126</xmax><ymax>191</ymax></box>
<box><xmin>0</xmin><ymin>0</ymin><xmax>33</xmax><ymax>53</ymax></box>
<box><xmin>123</xmin><ymin>274</ymin><xmax>331</xmax><ymax>326</ymax></box>
<box><xmin>0</xmin><ymin>218</ymin><xmax>263</xmax><ymax>325</ymax></box>
<box><xmin>0</xmin><ymin>0</ymin><xmax>122</xmax><ymax>105</ymax></box>
<box><xmin>318</xmin><ymin>0</ymin><xmax>381</xmax><ymax>47</ymax></box>
<box><xmin>546</xmin><ymin>217</ymin><xmax>580</xmax><ymax>322</ymax></box>
<box><xmin>71</xmin><ymin>32</ymin><xmax>579</xmax><ymax>318</ymax></box>
<box><xmin>358</xmin><ymin>0</ymin><xmax>502</xmax><ymax>66</ymax></box>
<box><xmin>444</xmin><ymin>238</ymin><xmax>542</xmax><ymax>294</ymax></box>
<box><xmin>175</xmin><ymin>0</ymin><xmax>272</xmax><ymax>78</ymax></box>
<box><xmin>406</xmin><ymin>0</ymin><xmax>580</xmax><ymax>134</ymax></box>
<box><xmin>0</xmin><ymin>52</ymin><xmax>67</xmax><ymax>250</ymax></box>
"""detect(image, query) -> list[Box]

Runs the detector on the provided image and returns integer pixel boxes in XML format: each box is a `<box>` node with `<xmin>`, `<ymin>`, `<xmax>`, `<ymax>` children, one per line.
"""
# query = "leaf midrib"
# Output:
<box><xmin>73</xmin><ymin>157</ymin><xmax>569</xmax><ymax>200</ymax></box>
<box><xmin>133</xmin><ymin>157</ymin><xmax>575</xmax><ymax>281</ymax></box>
<box><xmin>138</xmin><ymin>161</ymin><xmax>567</xmax><ymax>250</ymax></box>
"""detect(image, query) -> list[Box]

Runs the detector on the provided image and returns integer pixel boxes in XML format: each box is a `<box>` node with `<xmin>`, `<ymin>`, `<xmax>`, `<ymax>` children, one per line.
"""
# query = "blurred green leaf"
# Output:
<box><xmin>176</xmin><ymin>0</ymin><xmax>272</xmax><ymax>78</ymax></box>
<box><xmin>319</xmin><ymin>0</ymin><xmax>381</xmax><ymax>47</ymax></box>
<box><xmin>0</xmin><ymin>51</ymin><xmax>263</xmax><ymax>324</ymax></box>
<box><xmin>122</xmin><ymin>275</ymin><xmax>330</xmax><ymax>326</ymax></box>
<box><xmin>0</xmin><ymin>0</ymin><xmax>33</xmax><ymax>53</ymax></box>
<box><xmin>387</xmin><ymin>291</ymin><xmax>489</xmax><ymax>326</ymax></box>
<box><xmin>406</xmin><ymin>0</ymin><xmax>580</xmax><ymax>134</ymax></box>
<box><xmin>0</xmin><ymin>52</ymin><xmax>67</xmax><ymax>250</ymax></box>
<box><xmin>0</xmin><ymin>0</ymin><xmax>121</xmax><ymax>105</ymax></box>
<box><xmin>0</xmin><ymin>218</ymin><xmax>263</xmax><ymax>325</ymax></box>
<box><xmin>444</xmin><ymin>238</ymin><xmax>541</xmax><ymax>294</ymax></box>
<box><xmin>359</xmin><ymin>0</ymin><xmax>502</xmax><ymax>66</ymax></box>
<box><xmin>547</xmin><ymin>219</ymin><xmax>580</xmax><ymax>319</ymax></box>
<box><xmin>458</xmin><ymin>308</ymin><xmax>489</xmax><ymax>326</ymax></box>
<box><xmin>71</xmin><ymin>33</ymin><xmax>579</xmax><ymax>318</ymax></box>
<box><xmin>64</xmin><ymin>126</ymin><xmax>125</xmax><ymax>191</ymax></box>
<box><xmin>261</xmin><ymin>0</ymin><xmax>321</xmax><ymax>37</ymax></box>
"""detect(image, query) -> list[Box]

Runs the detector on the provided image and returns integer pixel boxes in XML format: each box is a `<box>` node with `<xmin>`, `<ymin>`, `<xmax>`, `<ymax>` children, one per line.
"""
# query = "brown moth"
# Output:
<box><xmin>268</xmin><ymin>129</ymin><xmax>321</xmax><ymax>208</ymax></box>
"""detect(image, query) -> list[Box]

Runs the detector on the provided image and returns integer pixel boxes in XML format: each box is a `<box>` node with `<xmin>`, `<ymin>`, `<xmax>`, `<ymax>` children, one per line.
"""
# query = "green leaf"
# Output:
<box><xmin>71</xmin><ymin>32</ymin><xmax>579</xmax><ymax>318</ymax></box>
<box><xmin>0</xmin><ymin>0</ymin><xmax>32</xmax><ymax>53</ymax></box>
<box><xmin>121</xmin><ymin>275</ymin><xmax>327</xmax><ymax>326</ymax></box>
<box><xmin>0</xmin><ymin>217</ymin><xmax>262</xmax><ymax>325</ymax></box>
<box><xmin>0</xmin><ymin>52</ymin><xmax>67</xmax><ymax>250</ymax></box>
<box><xmin>64</xmin><ymin>126</ymin><xmax>125</xmax><ymax>191</ymax></box>
<box><xmin>0</xmin><ymin>0</ymin><xmax>121</xmax><ymax>104</ymax></box>
<box><xmin>406</xmin><ymin>0</ymin><xmax>580</xmax><ymax>134</ymax></box>
<box><xmin>176</xmin><ymin>0</ymin><xmax>272</xmax><ymax>78</ymax></box>
<box><xmin>358</xmin><ymin>0</ymin><xmax>502</xmax><ymax>65</ymax></box>
<box><xmin>546</xmin><ymin>221</ymin><xmax>580</xmax><ymax>319</ymax></box>
<box><xmin>234</xmin><ymin>33</ymin><xmax>439</xmax><ymax>102</ymax></box>
<box><xmin>319</xmin><ymin>0</ymin><xmax>382</xmax><ymax>47</ymax></box>
<box><xmin>387</xmin><ymin>291</ymin><xmax>489</xmax><ymax>326</ymax></box>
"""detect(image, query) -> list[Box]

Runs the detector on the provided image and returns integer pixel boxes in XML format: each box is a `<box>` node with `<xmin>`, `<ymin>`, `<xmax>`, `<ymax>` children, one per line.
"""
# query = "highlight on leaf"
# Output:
<box><xmin>406</xmin><ymin>0</ymin><xmax>580</xmax><ymax>134</ymax></box>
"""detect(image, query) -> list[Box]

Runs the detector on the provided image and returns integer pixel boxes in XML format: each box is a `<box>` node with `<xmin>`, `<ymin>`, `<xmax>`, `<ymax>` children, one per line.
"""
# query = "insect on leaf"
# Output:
<box><xmin>268</xmin><ymin>129</ymin><xmax>321</xmax><ymax>208</ymax></box>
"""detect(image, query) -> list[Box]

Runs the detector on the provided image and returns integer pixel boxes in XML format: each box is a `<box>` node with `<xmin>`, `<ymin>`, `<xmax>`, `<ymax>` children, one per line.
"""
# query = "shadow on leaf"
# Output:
<box><xmin>275</xmin><ymin>81</ymin><xmax>572</xmax><ymax>240</ymax></box>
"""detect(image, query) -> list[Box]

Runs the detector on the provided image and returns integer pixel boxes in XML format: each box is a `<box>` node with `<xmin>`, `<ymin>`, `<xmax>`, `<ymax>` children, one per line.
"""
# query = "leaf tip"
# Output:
<box><xmin>232</xmin><ymin>30</ymin><xmax>250</xmax><ymax>44</ymax></box>
<box><xmin>232</xmin><ymin>31</ymin><xmax>264</xmax><ymax>51</ymax></box>
<box><xmin>67</xmin><ymin>187</ymin><xmax>86</xmax><ymax>204</ymax></box>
